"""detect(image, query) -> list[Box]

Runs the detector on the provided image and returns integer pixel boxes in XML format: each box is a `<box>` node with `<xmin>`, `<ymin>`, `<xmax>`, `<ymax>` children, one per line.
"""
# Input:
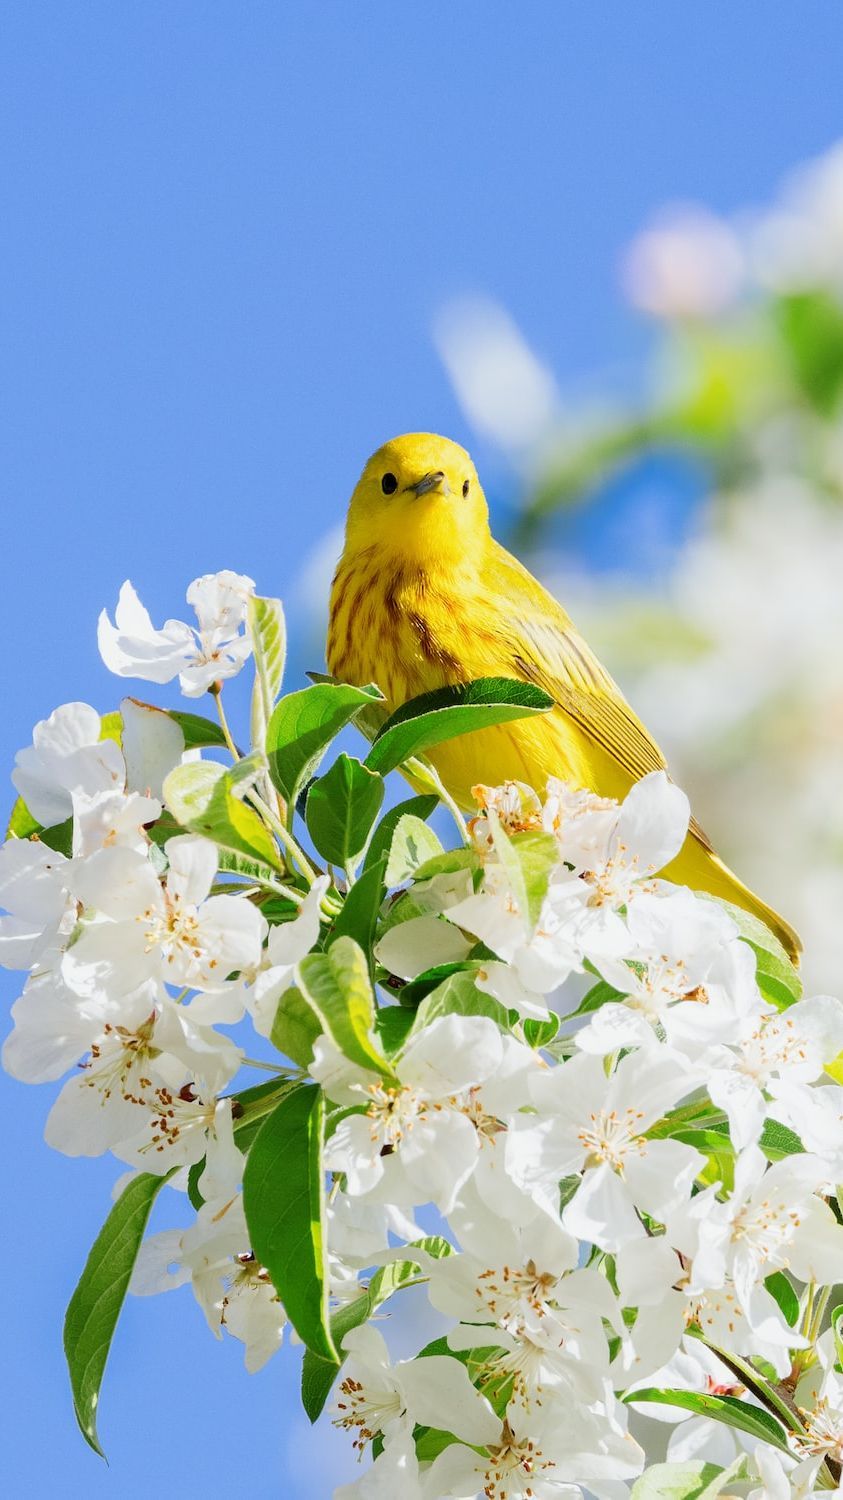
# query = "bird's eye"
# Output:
<box><xmin>462</xmin><ymin>479</ymin><xmax>470</xmax><ymax>498</ymax></box>
<box><xmin>381</xmin><ymin>472</ymin><xmax>398</xmax><ymax>495</ymax></box>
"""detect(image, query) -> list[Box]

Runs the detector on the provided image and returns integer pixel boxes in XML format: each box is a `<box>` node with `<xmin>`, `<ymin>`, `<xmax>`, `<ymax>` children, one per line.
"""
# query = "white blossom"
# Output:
<box><xmin>64</xmin><ymin>834</ymin><xmax>265</xmax><ymax>997</ymax></box>
<box><xmin>44</xmin><ymin>989</ymin><xmax>240</xmax><ymax>1168</ymax></box>
<box><xmin>0</xmin><ymin>837</ymin><xmax>73</xmax><ymax>970</ymax></box>
<box><xmin>98</xmin><ymin>572</ymin><xmax>254</xmax><ymax>697</ymax></box>
<box><xmin>12</xmin><ymin>701</ymin><xmax>124</xmax><ymax>827</ymax></box>
<box><xmin>315</xmin><ymin>1014</ymin><xmax>536</xmax><ymax>1213</ymax></box>
<box><xmin>422</xmin><ymin>1386</ymin><xmax>644</xmax><ymax>1498</ymax></box>
<box><xmin>332</xmin><ymin>1323</ymin><xmax>498</xmax><ymax>1454</ymax></box>
<box><xmin>131</xmin><ymin>1103</ymin><xmax>288</xmax><ymax>1368</ymax></box>
<box><xmin>506</xmin><ymin>1048</ymin><xmax>704</xmax><ymax>1249</ymax></box>
<box><xmin>670</xmin><ymin>1146</ymin><xmax>843</xmax><ymax>1319</ymax></box>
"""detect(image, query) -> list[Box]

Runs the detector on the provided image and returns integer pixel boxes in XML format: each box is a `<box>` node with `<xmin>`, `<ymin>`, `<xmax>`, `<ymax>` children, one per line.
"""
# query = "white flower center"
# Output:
<box><xmin>799</xmin><ymin>1397</ymin><xmax>843</xmax><ymax>1462</ymax></box>
<box><xmin>730</xmin><ymin>1192</ymin><xmax>803</xmax><ymax>1264</ymax></box>
<box><xmin>686</xmin><ymin>1285</ymin><xmax>746</xmax><ymax>1339</ymax></box>
<box><xmin>476</xmin><ymin>1260</ymin><xmax>558</xmax><ymax>1333</ymax></box>
<box><xmin>365</xmin><ymin>1083</ymin><xmax>427</xmax><ymax>1147</ymax></box>
<box><xmin>220</xmin><ymin>1255</ymin><xmax>280</xmax><ymax>1326</ymax></box>
<box><xmin>333</xmin><ymin>1376</ymin><xmax>403</xmax><ymax>1452</ymax></box>
<box><xmin>481</xmin><ymin>1339</ymin><xmax>553</xmax><ymax>1412</ymax></box>
<box><xmin>458</xmin><ymin>1087</ymin><xmax>506</xmax><ymax>1142</ymax></box>
<box><xmin>629</xmin><ymin>956</ymin><xmax>701</xmax><ymax>1018</ymax></box>
<box><xmin>740</xmin><ymin>1017</ymin><xmax>811</xmax><ymax>1082</ymax></box>
<box><xmin>577</xmin><ymin>1106</ymin><xmax>647</xmax><ymax>1171</ymax></box>
<box><xmin>583</xmin><ymin>842</ymin><xmax>643</xmax><ymax>907</ymax></box>
<box><xmin>81</xmin><ymin>1022</ymin><xmax>214</xmax><ymax>1154</ymax></box>
<box><xmin>481</xmin><ymin>1422</ymin><xmax>554</xmax><ymax>1498</ymax></box>
<box><xmin>141</xmin><ymin>890</ymin><xmax>219</xmax><ymax>973</ymax></box>
<box><xmin>143</xmin><ymin>1086</ymin><xmax>215</xmax><ymax>1157</ymax></box>
<box><xmin>83</xmin><ymin>1019</ymin><xmax>157</xmax><ymax>1102</ymax></box>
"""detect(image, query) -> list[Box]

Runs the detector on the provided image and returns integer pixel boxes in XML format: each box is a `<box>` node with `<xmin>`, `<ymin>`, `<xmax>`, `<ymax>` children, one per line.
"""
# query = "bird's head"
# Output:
<box><xmin>344</xmin><ymin>433</ymin><xmax>490</xmax><ymax>565</ymax></box>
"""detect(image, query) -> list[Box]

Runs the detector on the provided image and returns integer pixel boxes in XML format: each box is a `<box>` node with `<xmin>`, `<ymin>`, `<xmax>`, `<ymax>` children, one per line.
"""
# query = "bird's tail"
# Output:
<box><xmin>662</xmin><ymin>837</ymin><xmax>802</xmax><ymax>965</ymax></box>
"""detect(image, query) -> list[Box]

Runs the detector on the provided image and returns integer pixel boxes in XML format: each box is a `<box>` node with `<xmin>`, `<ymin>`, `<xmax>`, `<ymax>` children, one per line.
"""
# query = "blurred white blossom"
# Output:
<box><xmin>623</xmin><ymin>205</ymin><xmax>745</xmax><ymax>319</ymax></box>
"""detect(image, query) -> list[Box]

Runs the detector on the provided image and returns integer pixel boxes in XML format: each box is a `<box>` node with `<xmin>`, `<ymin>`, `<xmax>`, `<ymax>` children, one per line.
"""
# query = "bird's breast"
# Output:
<box><xmin>327</xmin><ymin>556</ymin><xmax>475</xmax><ymax>707</ymax></box>
<box><xmin>327</xmin><ymin>549</ymin><xmax>600</xmax><ymax>806</ymax></box>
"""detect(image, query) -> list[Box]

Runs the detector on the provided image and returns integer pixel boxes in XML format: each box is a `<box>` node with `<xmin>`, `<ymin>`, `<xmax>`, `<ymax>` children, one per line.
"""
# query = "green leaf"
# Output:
<box><xmin>64</xmin><ymin>1169</ymin><xmax>173</xmax><ymax>1457</ymax></box>
<box><xmin>297</xmin><ymin>935</ymin><xmax>395</xmax><ymax>1080</ymax></box>
<box><xmin>39</xmin><ymin>818</ymin><xmax>74</xmax><ymax>857</ymax></box>
<box><xmin>364</xmin><ymin>678</ymin><xmax>554</xmax><ymax>775</ymax></box>
<box><xmin>703</xmin><ymin>896</ymin><xmax>802</xmax><ymax>1006</ymax></box>
<box><xmin>831</xmin><ymin>1301</ymin><xmax>843</xmax><ymax>1367</ymax></box>
<box><xmin>270</xmin><ymin>986</ymin><xmax>322</xmax><ymax>1069</ymax></box>
<box><xmin>488</xmin><ymin>814</ymin><xmax>557</xmax><ymax>931</ymax></box>
<box><xmin>384</xmin><ymin>814</ymin><xmax>444</xmax><ymax>886</ymax></box>
<box><xmin>672</xmin><ymin>1128</ymin><xmax>735</xmax><ymax>1192</ymax></box>
<box><xmin>775</xmin><ymin>290</ymin><xmax>843</xmax><ymax>413</ymax></box>
<box><xmin>412</xmin><ymin>846</ymin><xmax>479</xmax><ymax>882</ymax></box>
<box><xmin>5</xmin><ymin>796</ymin><xmax>40</xmax><ymax>840</ymax></box>
<box><xmin>377</xmin><ymin>887</ymin><xmax>432</xmax><ymax>937</ymax></box>
<box><xmin>256</xmin><ymin>893</ymin><xmax>301</xmax><ymax>925</ymax></box>
<box><xmin>625</xmin><ymin>1388</ymin><xmax>791</xmax><ymax>1452</ymax></box>
<box><xmin>266</xmin><ymin>682</ymin><xmax>383</xmax><ymax>807</ymax></box>
<box><xmin>523</xmin><ymin>1013</ymin><xmax>560</xmax><ymax>1048</ymax></box>
<box><xmin>558</xmin><ymin>1173</ymin><xmax>581</xmax><ymax>1211</ymax></box>
<box><xmin>413</xmin><ymin>1426</ymin><xmax>464</xmax><ymax>1463</ymax></box>
<box><xmin>226</xmin><ymin>749</ymin><xmax>269</xmax><ymax>793</ymax></box>
<box><xmin>569</xmin><ymin>978</ymin><xmax>626</xmax><ymax>1017</ymax></box>
<box><xmin>409</xmin><ymin>968</ymin><xmax>510</xmax><ymax>1037</ymax></box>
<box><xmin>328</xmin><ymin>856</ymin><xmax>386</xmax><ymax>962</ymax></box>
<box><xmin>362</xmin><ymin>794</ymin><xmax>439</xmax><ymax>875</ymax></box>
<box><xmin>163</xmin><ymin>759</ymin><xmax>279</xmax><ymax>869</ymax></box>
<box><xmin>760</xmin><ymin>1118</ymin><xmax>803</xmax><ymax>1159</ymax></box>
<box><xmin>165</xmin><ymin>708</ymin><xmax>228</xmax><ymax>750</ymax></box>
<box><xmin>398</xmin><ymin>961</ymin><xmax>482</xmax><ymax>1009</ymax></box>
<box><xmin>242</xmin><ymin>1084</ymin><xmax>336</xmax><ymax>1361</ymax></box>
<box><xmin>696</xmin><ymin>1456</ymin><xmax>753</xmax><ymax>1500</ymax></box>
<box><xmin>765</xmin><ymin>1271</ymin><xmax>800</xmax><ymax>1328</ymax></box>
<box><xmin>216</xmin><ymin>846</ymin><xmax>285</xmax><ymax>882</ymax></box>
<box><xmin>631</xmin><ymin>1462</ymin><xmax>729</xmax><ymax>1500</ymax></box>
<box><xmin>4</xmin><ymin>811</ymin><xmax>75</xmax><ymax>857</ymax></box>
<box><xmin>305</xmin><ymin>754</ymin><xmax>384</xmax><ymax>868</ymax></box>
<box><xmin>249</xmin><ymin>595</ymin><xmax>287</xmax><ymax>717</ymax></box>
<box><xmin>301</xmin><ymin>1237</ymin><xmax>452</xmax><ymax>1421</ymax></box>
<box><xmin>375</xmin><ymin>1004</ymin><xmax>416</xmax><ymax>1055</ymax></box>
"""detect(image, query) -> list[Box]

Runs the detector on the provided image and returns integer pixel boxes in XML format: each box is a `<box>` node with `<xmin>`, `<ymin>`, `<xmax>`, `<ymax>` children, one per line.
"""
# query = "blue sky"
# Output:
<box><xmin>3</xmin><ymin>4</ymin><xmax>843</xmax><ymax>1493</ymax></box>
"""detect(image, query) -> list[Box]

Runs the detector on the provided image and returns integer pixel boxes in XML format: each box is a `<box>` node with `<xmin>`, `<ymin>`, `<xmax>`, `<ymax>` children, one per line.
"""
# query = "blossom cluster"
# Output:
<box><xmin>3</xmin><ymin>572</ymin><xmax>843</xmax><ymax>1499</ymax></box>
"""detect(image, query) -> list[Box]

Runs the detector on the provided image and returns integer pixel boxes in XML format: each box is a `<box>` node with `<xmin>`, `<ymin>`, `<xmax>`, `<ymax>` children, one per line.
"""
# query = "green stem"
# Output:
<box><xmin>808</xmin><ymin>1284</ymin><xmax>833</xmax><ymax>1344</ymax></box>
<box><xmin>258</xmin><ymin>875</ymin><xmax>311</xmax><ymax>907</ymax></box>
<box><xmin>249</xmin><ymin>789</ymin><xmax>318</xmax><ymax>884</ymax></box>
<box><xmin>698</xmin><ymin>1336</ymin><xmax>808</xmax><ymax>1436</ymax></box>
<box><xmin>210</xmin><ymin>684</ymin><xmax>240</xmax><ymax>761</ymax></box>
<box><xmin>212</xmin><ymin>685</ymin><xmax>314</xmax><ymax>890</ymax></box>
<box><xmin>232</xmin><ymin>1076</ymin><xmax>304</xmax><ymax>1124</ymax></box>
<box><xmin>405</xmin><ymin>755</ymin><xmax>470</xmax><ymax>846</ymax></box>
<box><xmin>802</xmin><ymin>1281</ymin><xmax>816</xmax><ymax>1343</ymax></box>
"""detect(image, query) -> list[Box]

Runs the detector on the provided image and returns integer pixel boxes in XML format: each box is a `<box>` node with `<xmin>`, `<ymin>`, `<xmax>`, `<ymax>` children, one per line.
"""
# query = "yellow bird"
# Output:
<box><xmin>328</xmin><ymin>432</ymin><xmax>800</xmax><ymax>961</ymax></box>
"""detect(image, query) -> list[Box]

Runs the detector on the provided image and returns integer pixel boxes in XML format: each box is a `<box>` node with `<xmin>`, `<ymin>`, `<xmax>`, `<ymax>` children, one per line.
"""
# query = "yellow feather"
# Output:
<box><xmin>328</xmin><ymin>432</ymin><xmax>801</xmax><ymax>962</ymax></box>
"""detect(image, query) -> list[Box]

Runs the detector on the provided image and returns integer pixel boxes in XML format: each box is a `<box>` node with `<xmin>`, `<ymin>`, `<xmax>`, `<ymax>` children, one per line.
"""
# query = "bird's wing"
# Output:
<box><xmin>490</xmin><ymin>544</ymin><xmax>714</xmax><ymax>850</ymax></box>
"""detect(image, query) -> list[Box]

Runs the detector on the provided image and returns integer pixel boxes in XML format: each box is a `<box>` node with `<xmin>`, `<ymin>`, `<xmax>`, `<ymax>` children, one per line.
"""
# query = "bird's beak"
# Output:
<box><xmin>411</xmin><ymin>470</ymin><xmax>449</xmax><ymax>497</ymax></box>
